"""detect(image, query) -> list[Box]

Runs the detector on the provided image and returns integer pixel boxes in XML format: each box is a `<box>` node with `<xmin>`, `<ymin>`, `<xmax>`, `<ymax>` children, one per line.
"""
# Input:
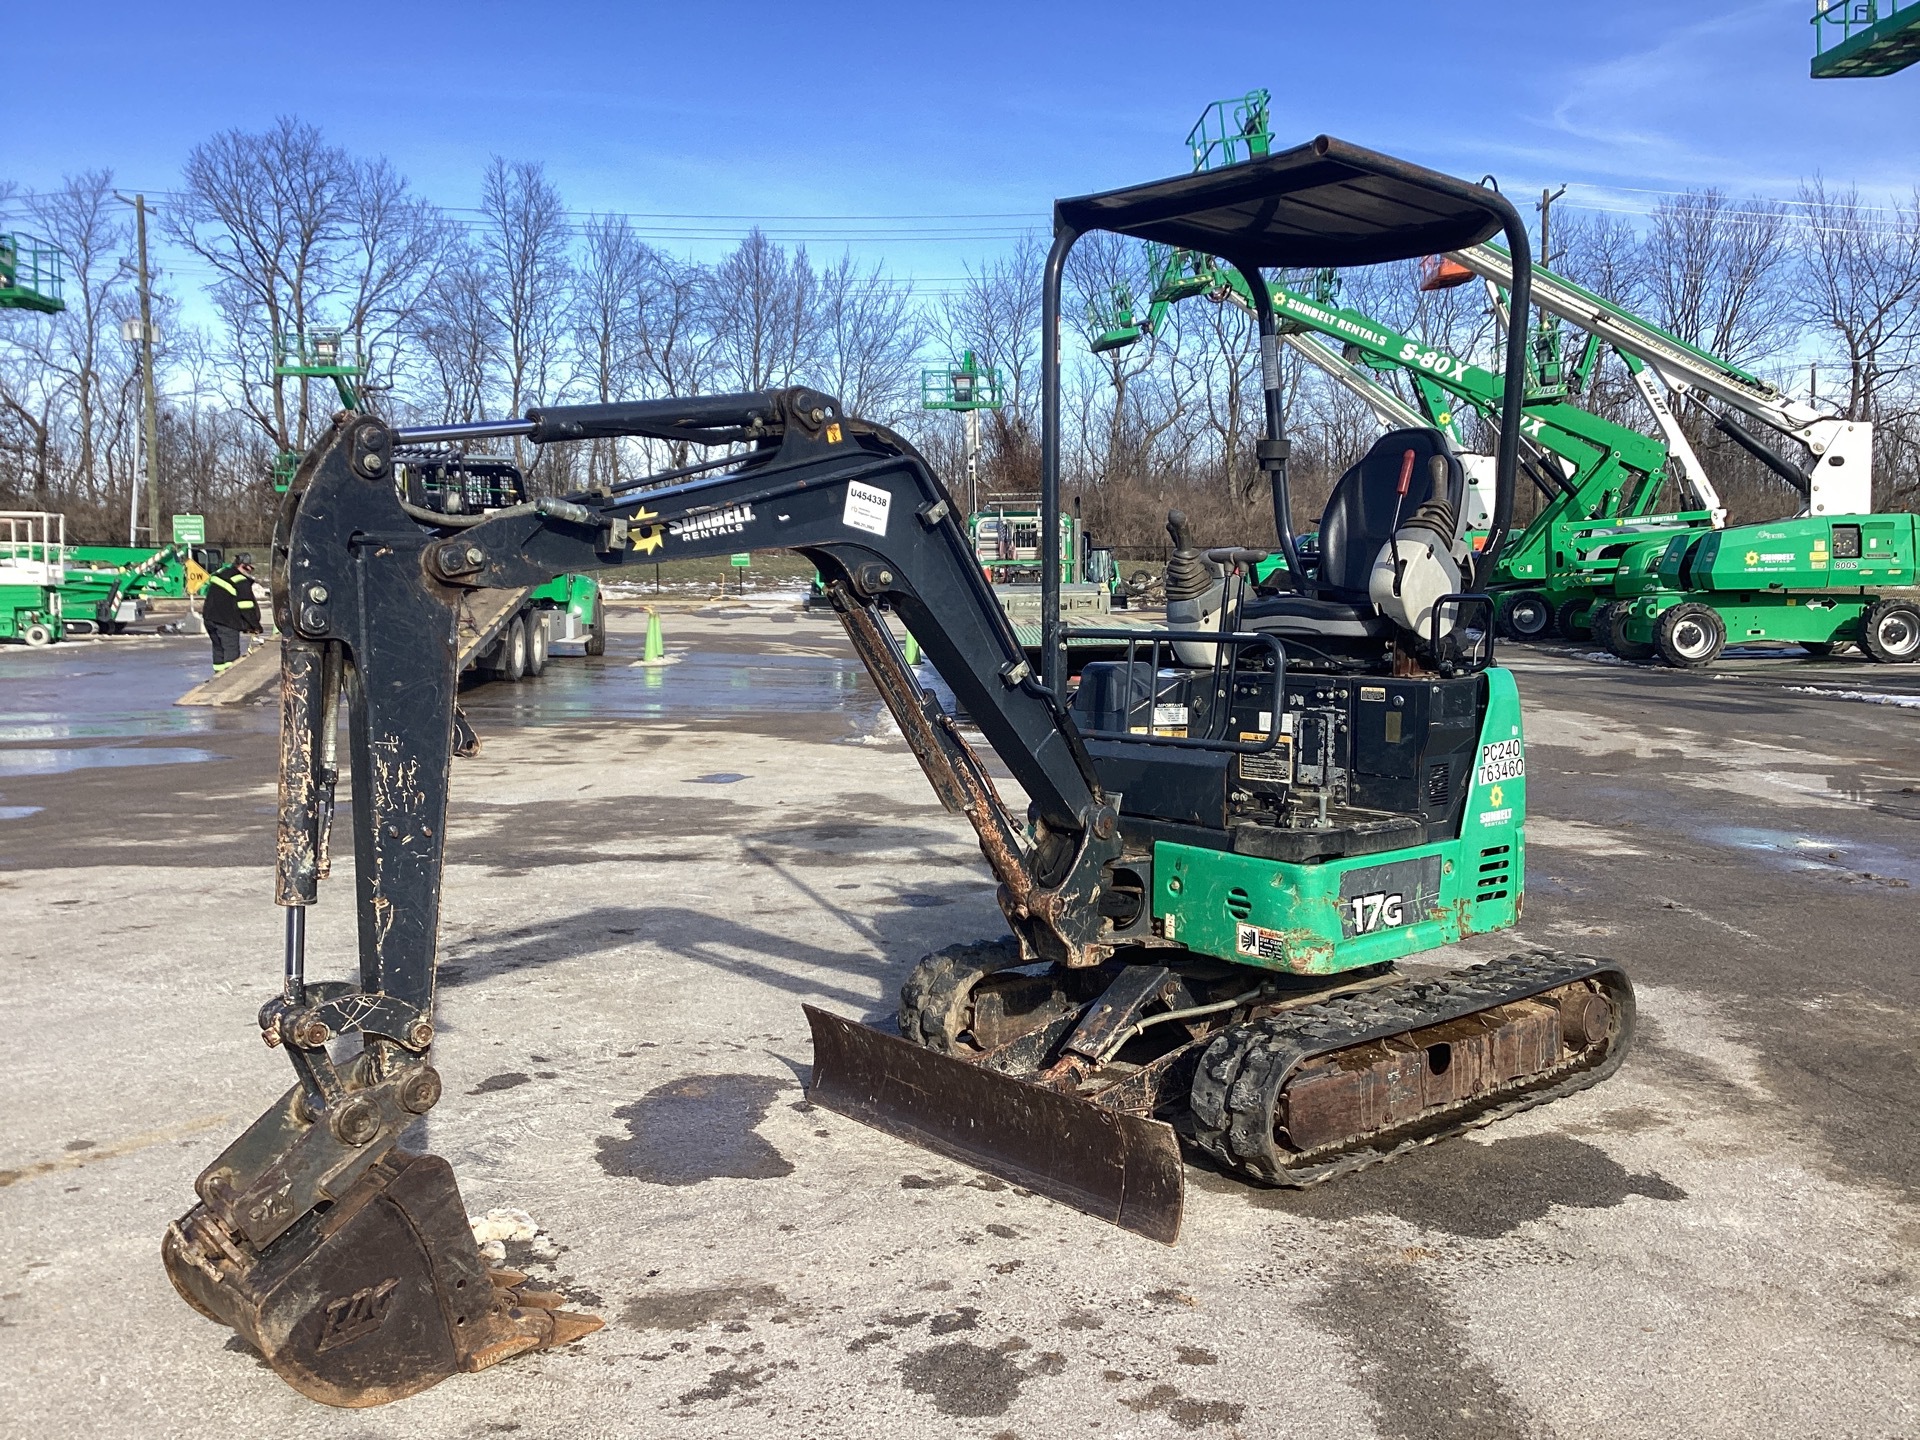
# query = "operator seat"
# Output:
<box><xmin>1243</xmin><ymin>427</ymin><xmax>1464</xmax><ymax>642</ymax></box>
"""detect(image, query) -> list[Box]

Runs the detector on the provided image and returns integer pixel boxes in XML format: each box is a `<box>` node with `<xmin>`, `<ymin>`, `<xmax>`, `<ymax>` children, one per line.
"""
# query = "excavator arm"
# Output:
<box><xmin>164</xmin><ymin>387</ymin><xmax>1133</xmax><ymax>1406</ymax></box>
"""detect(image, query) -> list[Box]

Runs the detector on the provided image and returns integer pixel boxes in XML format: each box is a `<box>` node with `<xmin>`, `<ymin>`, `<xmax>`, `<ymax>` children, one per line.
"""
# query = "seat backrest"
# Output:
<box><xmin>1317</xmin><ymin>428</ymin><xmax>1463</xmax><ymax>595</ymax></box>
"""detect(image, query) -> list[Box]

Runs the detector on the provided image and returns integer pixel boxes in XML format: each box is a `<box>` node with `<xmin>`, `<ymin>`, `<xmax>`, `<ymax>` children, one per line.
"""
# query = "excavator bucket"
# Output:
<box><xmin>804</xmin><ymin>1006</ymin><xmax>1187</xmax><ymax>1244</ymax></box>
<box><xmin>164</xmin><ymin>1126</ymin><xmax>600</xmax><ymax>1407</ymax></box>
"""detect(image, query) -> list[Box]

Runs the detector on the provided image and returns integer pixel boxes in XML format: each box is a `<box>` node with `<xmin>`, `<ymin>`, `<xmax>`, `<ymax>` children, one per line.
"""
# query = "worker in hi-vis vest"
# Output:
<box><xmin>201</xmin><ymin>554</ymin><xmax>264</xmax><ymax>673</ymax></box>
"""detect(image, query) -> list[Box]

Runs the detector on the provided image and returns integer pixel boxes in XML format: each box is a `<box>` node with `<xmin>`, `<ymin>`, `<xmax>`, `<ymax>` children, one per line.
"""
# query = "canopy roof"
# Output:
<box><xmin>1054</xmin><ymin>135</ymin><xmax>1510</xmax><ymax>269</ymax></box>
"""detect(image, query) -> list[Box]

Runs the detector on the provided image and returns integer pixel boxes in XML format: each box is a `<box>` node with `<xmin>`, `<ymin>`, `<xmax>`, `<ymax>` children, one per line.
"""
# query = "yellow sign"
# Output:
<box><xmin>825</xmin><ymin>422</ymin><xmax>843</xmax><ymax>444</ymax></box>
<box><xmin>184</xmin><ymin>558</ymin><xmax>210</xmax><ymax>595</ymax></box>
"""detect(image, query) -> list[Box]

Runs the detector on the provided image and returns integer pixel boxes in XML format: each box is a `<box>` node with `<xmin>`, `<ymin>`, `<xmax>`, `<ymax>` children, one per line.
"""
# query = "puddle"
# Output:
<box><xmin>0</xmin><ymin>639</ymin><xmax>274</xmax><ymax>744</ymax></box>
<box><xmin>0</xmin><ymin>805</ymin><xmax>43</xmax><ymax>820</ymax></box>
<box><xmin>462</xmin><ymin>649</ymin><xmax>882</xmax><ymax>726</ymax></box>
<box><xmin>0</xmin><ymin>710</ymin><xmax>212</xmax><ymax>743</ymax></box>
<box><xmin>687</xmin><ymin>772</ymin><xmax>749</xmax><ymax>785</ymax></box>
<box><xmin>596</xmin><ymin>1073</ymin><xmax>794</xmax><ymax>1185</ymax></box>
<box><xmin>1696</xmin><ymin>824</ymin><xmax>1920</xmax><ymax>885</ymax></box>
<box><xmin>0</xmin><ymin>747</ymin><xmax>222</xmax><ymax>777</ymax></box>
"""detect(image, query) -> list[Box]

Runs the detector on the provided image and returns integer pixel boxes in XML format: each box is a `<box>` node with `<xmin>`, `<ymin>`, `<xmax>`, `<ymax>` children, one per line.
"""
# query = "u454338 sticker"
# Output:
<box><xmin>843</xmin><ymin>481</ymin><xmax>891</xmax><ymax>536</ymax></box>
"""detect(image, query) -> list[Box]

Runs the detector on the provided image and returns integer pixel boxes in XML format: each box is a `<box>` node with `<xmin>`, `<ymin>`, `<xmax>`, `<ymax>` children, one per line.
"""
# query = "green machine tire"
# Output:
<box><xmin>1655</xmin><ymin>602</ymin><xmax>1726</xmax><ymax>668</ymax></box>
<box><xmin>1499</xmin><ymin>590</ymin><xmax>1553</xmax><ymax>641</ymax></box>
<box><xmin>1554</xmin><ymin>597</ymin><xmax>1593</xmax><ymax>640</ymax></box>
<box><xmin>1862</xmin><ymin>599</ymin><xmax>1920</xmax><ymax>664</ymax></box>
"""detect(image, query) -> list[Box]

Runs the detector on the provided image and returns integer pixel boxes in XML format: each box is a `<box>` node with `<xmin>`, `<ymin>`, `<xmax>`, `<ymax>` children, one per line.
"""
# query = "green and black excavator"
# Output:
<box><xmin>162</xmin><ymin>137</ymin><xmax>1634</xmax><ymax>1408</ymax></box>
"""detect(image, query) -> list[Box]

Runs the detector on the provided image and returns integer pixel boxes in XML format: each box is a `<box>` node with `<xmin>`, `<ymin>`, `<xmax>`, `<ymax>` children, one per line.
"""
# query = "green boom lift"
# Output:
<box><xmin>272</xmin><ymin>329</ymin><xmax>365</xmax><ymax>492</ymax></box>
<box><xmin>1097</xmin><ymin>209</ymin><xmax>1719</xmax><ymax>640</ymax></box>
<box><xmin>1441</xmin><ymin>243</ymin><xmax>1918</xmax><ymax>667</ymax></box>
<box><xmin>0</xmin><ymin>233</ymin><xmax>66</xmax><ymax>314</ymax></box>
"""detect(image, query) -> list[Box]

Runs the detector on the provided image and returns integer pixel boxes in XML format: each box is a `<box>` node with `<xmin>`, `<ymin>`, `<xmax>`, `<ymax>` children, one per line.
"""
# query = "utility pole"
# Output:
<box><xmin>1537</xmin><ymin>185</ymin><xmax>1568</xmax><ymax>270</ymax></box>
<box><xmin>116</xmin><ymin>192</ymin><xmax>162</xmax><ymax>545</ymax></box>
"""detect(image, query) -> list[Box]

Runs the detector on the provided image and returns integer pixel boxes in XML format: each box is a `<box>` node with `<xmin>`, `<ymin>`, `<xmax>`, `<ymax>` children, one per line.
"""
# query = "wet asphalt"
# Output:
<box><xmin>0</xmin><ymin>606</ymin><xmax>1915</xmax><ymax>1439</ymax></box>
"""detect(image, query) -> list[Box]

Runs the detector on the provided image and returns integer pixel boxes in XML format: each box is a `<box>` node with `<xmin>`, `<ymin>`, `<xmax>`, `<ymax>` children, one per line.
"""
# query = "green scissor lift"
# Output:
<box><xmin>1811</xmin><ymin>0</ymin><xmax>1920</xmax><ymax>76</ymax></box>
<box><xmin>1</xmin><ymin>239</ymin><xmax>70</xmax><ymax>639</ymax></box>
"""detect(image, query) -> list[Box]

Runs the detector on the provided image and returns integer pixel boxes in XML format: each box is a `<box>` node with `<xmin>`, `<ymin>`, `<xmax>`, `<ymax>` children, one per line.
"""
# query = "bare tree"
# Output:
<box><xmin>816</xmin><ymin>252</ymin><xmax>926</xmax><ymax>425</ymax></box>
<box><xmin>477</xmin><ymin>158</ymin><xmax>573</xmax><ymax>476</ymax></box>
<box><xmin>408</xmin><ymin>243</ymin><xmax>500</xmax><ymax>424</ymax></box>
<box><xmin>706</xmin><ymin>229</ymin><xmax>818</xmax><ymax>393</ymax></box>
<box><xmin>1642</xmin><ymin>188</ymin><xmax>1795</xmax><ymax>366</ymax></box>
<box><xmin>1066</xmin><ymin>232</ymin><xmax>1163</xmax><ymax>489</ymax></box>
<box><xmin>1555</xmin><ymin>211</ymin><xmax>1646</xmax><ymax>309</ymax></box>
<box><xmin>572</xmin><ymin>213</ymin><xmax>652</xmax><ymax>485</ymax></box>
<box><xmin>0</xmin><ymin>173</ymin><xmax>134</xmax><ymax>510</ymax></box>
<box><xmin>1797</xmin><ymin>180</ymin><xmax>1920</xmax><ymax>420</ymax></box>
<box><xmin>167</xmin><ymin>117</ymin><xmax>350</xmax><ymax>452</ymax></box>
<box><xmin>634</xmin><ymin>251</ymin><xmax>708</xmax><ymax>393</ymax></box>
<box><xmin>336</xmin><ymin>157</ymin><xmax>449</xmax><ymax>402</ymax></box>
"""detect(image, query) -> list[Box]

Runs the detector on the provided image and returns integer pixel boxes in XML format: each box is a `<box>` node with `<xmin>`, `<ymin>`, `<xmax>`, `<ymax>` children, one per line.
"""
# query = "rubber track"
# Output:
<box><xmin>898</xmin><ymin>938</ymin><xmax>1024</xmax><ymax>1051</ymax></box>
<box><xmin>1189</xmin><ymin>949</ymin><xmax>1634</xmax><ymax>1186</ymax></box>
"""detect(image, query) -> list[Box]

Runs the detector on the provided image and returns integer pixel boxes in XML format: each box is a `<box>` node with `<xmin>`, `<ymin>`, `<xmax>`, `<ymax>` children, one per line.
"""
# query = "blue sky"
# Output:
<box><xmin>9</xmin><ymin>0</ymin><xmax>1917</xmax><ymax>295</ymax></box>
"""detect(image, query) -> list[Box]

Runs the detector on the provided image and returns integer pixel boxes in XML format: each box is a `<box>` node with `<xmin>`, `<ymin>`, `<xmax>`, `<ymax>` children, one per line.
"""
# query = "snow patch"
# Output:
<box><xmin>1784</xmin><ymin>686</ymin><xmax>1920</xmax><ymax>710</ymax></box>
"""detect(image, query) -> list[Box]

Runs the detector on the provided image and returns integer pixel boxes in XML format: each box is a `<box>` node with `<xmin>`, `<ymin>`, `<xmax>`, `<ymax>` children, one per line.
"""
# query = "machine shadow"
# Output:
<box><xmin>437</xmin><ymin>883</ymin><xmax>1004</xmax><ymax>1025</ymax></box>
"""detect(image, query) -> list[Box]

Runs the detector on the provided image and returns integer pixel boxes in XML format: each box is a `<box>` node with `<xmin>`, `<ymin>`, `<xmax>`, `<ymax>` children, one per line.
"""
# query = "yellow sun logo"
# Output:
<box><xmin>1488</xmin><ymin>784</ymin><xmax>1504</xmax><ymax>807</ymax></box>
<box><xmin>628</xmin><ymin>506</ymin><xmax>666</xmax><ymax>556</ymax></box>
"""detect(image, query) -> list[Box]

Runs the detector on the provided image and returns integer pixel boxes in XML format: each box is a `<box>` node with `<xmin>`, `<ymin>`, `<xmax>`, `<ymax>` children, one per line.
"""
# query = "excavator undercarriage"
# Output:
<box><xmin>162</xmin><ymin>135</ymin><xmax>1634</xmax><ymax>1407</ymax></box>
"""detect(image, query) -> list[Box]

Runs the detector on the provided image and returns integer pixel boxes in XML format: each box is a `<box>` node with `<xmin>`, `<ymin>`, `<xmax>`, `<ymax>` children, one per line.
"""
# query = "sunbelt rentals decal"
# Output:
<box><xmin>671</xmin><ymin>503</ymin><xmax>755</xmax><ymax>542</ymax></box>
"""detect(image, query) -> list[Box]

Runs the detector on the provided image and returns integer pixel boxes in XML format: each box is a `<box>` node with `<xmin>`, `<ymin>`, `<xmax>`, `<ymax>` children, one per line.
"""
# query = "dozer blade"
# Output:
<box><xmin>804</xmin><ymin>1004</ymin><xmax>1186</xmax><ymax>1244</ymax></box>
<box><xmin>163</xmin><ymin>1147</ymin><xmax>602</xmax><ymax>1407</ymax></box>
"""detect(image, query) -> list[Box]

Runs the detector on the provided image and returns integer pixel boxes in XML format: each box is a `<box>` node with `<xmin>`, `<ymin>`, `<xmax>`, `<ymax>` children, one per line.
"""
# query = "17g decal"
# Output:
<box><xmin>1348</xmin><ymin>891</ymin><xmax>1405</xmax><ymax>935</ymax></box>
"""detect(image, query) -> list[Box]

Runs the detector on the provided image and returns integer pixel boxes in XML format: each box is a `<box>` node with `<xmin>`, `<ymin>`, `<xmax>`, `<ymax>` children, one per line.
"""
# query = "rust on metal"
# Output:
<box><xmin>1279</xmin><ymin>982</ymin><xmax>1606</xmax><ymax>1154</ymax></box>
<box><xmin>832</xmin><ymin>588</ymin><xmax>1035</xmax><ymax>915</ymax></box>
<box><xmin>275</xmin><ymin>639</ymin><xmax>323</xmax><ymax>907</ymax></box>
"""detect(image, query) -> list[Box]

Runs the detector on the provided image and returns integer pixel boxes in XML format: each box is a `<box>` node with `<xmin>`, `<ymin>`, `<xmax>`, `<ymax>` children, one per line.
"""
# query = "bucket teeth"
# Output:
<box><xmin>508</xmin><ymin>1287</ymin><xmax>571</xmax><ymax>1311</ymax></box>
<box><xmin>542</xmin><ymin>1308</ymin><xmax>607</xmax><ymax>1348</ymax></box>
<box><xmin>465</xmin><ymin>1288</ymin><xmax>605</xmax><ymax>1371</ymax></box>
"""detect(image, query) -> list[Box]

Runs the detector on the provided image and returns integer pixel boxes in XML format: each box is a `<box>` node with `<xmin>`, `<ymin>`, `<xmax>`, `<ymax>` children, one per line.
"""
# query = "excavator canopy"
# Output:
<box><xmin>1053</xmin><ymin>135</ymin><xmax>1509</xmax><ymax>270</ymax></box>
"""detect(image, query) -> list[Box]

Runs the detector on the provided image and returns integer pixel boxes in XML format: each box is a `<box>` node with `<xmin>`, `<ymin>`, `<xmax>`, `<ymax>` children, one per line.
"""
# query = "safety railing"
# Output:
<box><xmin>274</xmin><ymin>327</ymin><xmax>363</xmax><ymax>375</ymax></box>
<box><xmin>1068</xmin><ymin>629</ymin><xmax>1286</xmax><ymax>754</ymax></box>
<box><xmin>1186</xmin><ymin>90</ymin><xmax>1272</xmax><ymax>173</ymax></box>
<box><xmin>0</xmin><ymin>233</ymin><xmax>67</xmax><ymax>313</ymax></box>
<box><xmin>1811</xmin><ymin>0</ymin><xmax>1920</xmax><ymax>75</ymax></box>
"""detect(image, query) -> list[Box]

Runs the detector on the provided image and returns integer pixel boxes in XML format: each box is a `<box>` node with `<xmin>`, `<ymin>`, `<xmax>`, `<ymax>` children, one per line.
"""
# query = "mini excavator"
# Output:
<box><xmin>163</xmin><ymin>137</ymin><xmax>1634</xmax><ymax>1407</ymax></box>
